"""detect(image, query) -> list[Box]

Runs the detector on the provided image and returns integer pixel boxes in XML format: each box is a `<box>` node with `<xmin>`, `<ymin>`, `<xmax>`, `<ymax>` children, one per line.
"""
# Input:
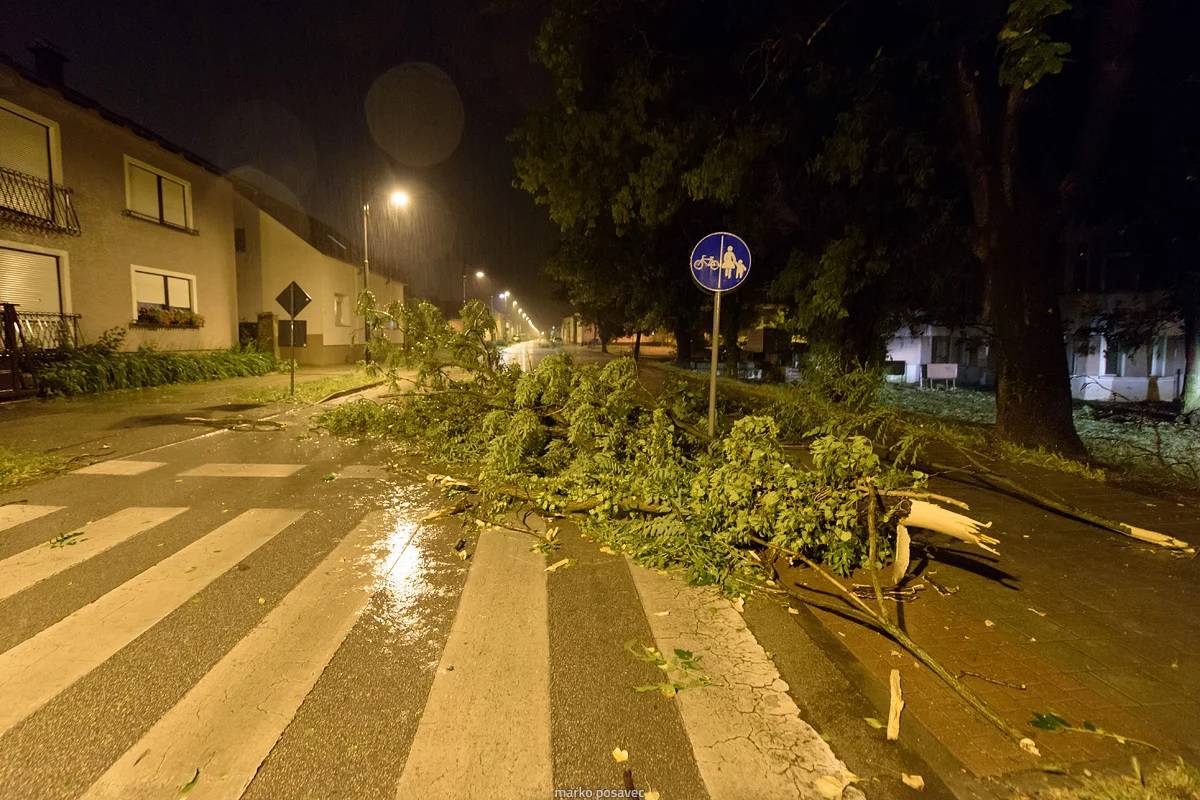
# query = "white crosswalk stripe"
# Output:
<box><xmin>178</xmin><ymin>463</ymin><xmax>306</xmax><ymax>478</ymax></box>
<box><xmin>394</xmin><ymin>526</ymin><xmax>553</xmax><ymax>799</ymax></box>
<box><xmin>0</xmin><ymin>508</ymin><xmax>305</xmax><ymax>737</ymax></box>
<box><xmin>72</xmin><ymin>460</ymin><xmax>166</xmax><ymax>476</ymax></box>
<box><xmin>81</xmin><ymin>510</ymin><xmax>402</xmax><ymax>799</ymax></box>
<box><xmin>0</xmin><ymin>504</ymin><xmax>64</xmax><ymax>534</ymax></box>
<box><xmin>630</xmin><ymin>561</ymin><xmax>860</xmax><ymax>799</ymax></box>
<box><xmin>0</xmin><ymin>507</ymin><xmax>186</xmax><ymax>602</ymax></box>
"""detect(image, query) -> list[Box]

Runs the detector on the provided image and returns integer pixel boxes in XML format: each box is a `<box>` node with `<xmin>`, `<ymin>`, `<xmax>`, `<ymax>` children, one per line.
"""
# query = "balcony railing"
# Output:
<box><xmin>1</xmin><ymin>305</ymin><xmax>81</xmax><ymax>353</ymax></box>
<box><xmin>0</xmin><ymin>166</ymin><xmax>82</xmax><ymax>235</ymax></box>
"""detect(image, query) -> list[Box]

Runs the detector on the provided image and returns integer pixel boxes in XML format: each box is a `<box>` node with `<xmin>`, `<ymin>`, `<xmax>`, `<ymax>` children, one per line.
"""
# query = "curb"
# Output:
<box><xmin>783</xmin><ymin>599</ymin><xmax>1002</xmax><ymax>800</ymax></box>
<box><xmin>315</xmin><ymin>380</ymin><xmax>387</xmax><ymax>405</ymax></box>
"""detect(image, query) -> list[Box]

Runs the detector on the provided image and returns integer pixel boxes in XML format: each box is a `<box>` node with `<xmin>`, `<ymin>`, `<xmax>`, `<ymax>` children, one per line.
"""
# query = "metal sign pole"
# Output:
<box><xmin>708</xmin><ymin>290</ymin><xmax>722</xmax><ymax>438</ymax></box>
<box><xmin>288</xmin><ymin>282</ymin><xmax>295</xmax><ymax>396</ymax></box>
<box><xmin>690</xmin><ymin>230</ymin><xmax>750</xmax><ymax>440</ymax></box>
<box><xmin>289</xmin><ymin>311</ymin><xmax>296</xmax><ymax>397</ymax></box>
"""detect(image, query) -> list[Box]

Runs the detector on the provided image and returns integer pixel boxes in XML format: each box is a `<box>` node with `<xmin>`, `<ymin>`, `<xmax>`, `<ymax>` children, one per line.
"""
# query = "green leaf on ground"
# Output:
<box><xmin>46</xmin><ymin>531</ymin><xmax>86</xmax><ymax>549</ymax></box>
<box><xmin>1031</xmin><ymin>712</ymin><xmax>1070</xmax><ymax>731</ymax></box>
<box><xmin>179</xmin><ymin>768</ymin><xmax>200</xmax><ymax>795</ymax></box>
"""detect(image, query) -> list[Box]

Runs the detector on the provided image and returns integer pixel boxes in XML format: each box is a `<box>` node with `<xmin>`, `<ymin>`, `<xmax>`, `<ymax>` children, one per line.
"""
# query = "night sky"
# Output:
<box><xmin>1</xmin><ymin>0</ymin><xmax>563</xmax><ymax>327</ymax></box>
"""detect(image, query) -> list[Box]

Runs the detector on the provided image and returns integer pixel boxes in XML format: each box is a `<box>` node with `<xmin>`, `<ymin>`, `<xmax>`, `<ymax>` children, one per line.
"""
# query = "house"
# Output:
<box><xmin>1</xmin><ymin>43</ymin><xmax>402</xmax><ymax>379</ymax></box>
<box><xmin>232</xmin><ymin>185</ymin><xmax>404</xmax><ymax>365</ymax></box>
<box><xmin>1059</xmin><ymin>234</ymin><xmax>1187</xmax><ymax>403</ymax></box>
<box><xmin>885</xmin><ymin>326</ymin><xmax>993</xmax><ymax>388</ymax></box>
<box><xmin>883</xmin><ymin>232</ymin><xmax>1189</xmax><ymax>401</ymax></box>
<box><xmin>1</xmin><ymin>44</ymin><xmax>238</xmax><ymax>353</ymax></box>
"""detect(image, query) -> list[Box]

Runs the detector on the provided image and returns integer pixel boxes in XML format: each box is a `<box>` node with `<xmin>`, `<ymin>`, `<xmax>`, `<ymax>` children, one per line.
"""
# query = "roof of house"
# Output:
<box><xmin>1</xmin><ymin>50</ymin><xmax>226</xmax><ymax>177</ymax></box>
<box><xmin>1</xmin><ymin>49</ymin><xmax>388</xmax><ymax>278</ymax></box>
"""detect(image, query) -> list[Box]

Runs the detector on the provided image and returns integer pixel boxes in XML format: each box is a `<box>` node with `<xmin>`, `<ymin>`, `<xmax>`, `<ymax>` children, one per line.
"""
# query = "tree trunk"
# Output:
<box><xmin>600</xmin><ymin>335</ymin><xmax>609</xmax><ymax>354</ymax></box>
<box><xmin>986</xmin><ymin>211</ymin><xmax>1086</xmax><ymax>456</ymax></box>
<box><xmin>633</xmin><ymin>331</ymin><xmax>642</xmax><ymax>361</ymax></box>
<box><xmin>1182</xmin><ymin>303</ymin><xmax>1200</xmax><ymax>417</ymax></box>
<box><xmin>952</xmin><ymin>54</ymin><xmax>1085</xmax><ymax>457</ymax></box>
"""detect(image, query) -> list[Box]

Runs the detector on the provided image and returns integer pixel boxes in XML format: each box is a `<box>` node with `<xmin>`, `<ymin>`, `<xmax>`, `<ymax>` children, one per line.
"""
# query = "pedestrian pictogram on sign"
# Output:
<box><xmin>690</xmin><ymin>232</ymin><xmax>751</xmax><ymax>293</ymax></box>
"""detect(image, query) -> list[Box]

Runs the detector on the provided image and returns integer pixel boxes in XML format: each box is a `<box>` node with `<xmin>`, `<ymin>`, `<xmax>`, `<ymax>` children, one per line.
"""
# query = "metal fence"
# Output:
<box><xmin>1</xmin><ymin>305</ymin><xmax>81</xmax><ymax>352</ymax></box>
<box><xmin>0</xmin><ymin>166</ymin><xmax>82</xmax><ymax>235</ymax></box>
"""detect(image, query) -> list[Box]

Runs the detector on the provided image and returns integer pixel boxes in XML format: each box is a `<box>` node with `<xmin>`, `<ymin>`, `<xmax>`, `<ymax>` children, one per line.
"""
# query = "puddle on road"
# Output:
<box><xmin>360</xmin><ymin>478</ymin><xmax>464</xmax><ymax>662</ymax></box>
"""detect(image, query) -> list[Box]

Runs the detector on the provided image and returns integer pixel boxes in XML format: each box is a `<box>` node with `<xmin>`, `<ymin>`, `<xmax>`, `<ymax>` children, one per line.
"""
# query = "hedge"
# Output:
<box><xmin>32</xmin><ymin>347</ymin><xmax>277</xmax><ymax>396</ymax></box>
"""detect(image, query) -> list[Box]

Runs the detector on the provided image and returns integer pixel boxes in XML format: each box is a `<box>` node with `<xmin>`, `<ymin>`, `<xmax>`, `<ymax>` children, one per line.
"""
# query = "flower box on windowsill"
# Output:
<box><xmin>133</xmin><ymin>308</ymin><xmax>205</xmax><ymax>329</ymax></box>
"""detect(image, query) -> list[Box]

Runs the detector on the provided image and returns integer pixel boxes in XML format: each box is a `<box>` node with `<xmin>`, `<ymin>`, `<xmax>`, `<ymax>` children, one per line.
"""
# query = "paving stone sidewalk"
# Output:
<box><xmin>792</xmin><ymin>457</ymin><xmax>1200</xmax><ymax>782</ymax></box>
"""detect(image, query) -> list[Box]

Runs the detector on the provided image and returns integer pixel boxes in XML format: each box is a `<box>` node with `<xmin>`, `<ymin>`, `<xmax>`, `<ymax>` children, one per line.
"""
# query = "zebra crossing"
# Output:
<box><xmin>0</xmin><ymin>466</ymin><xmax>862</xmax><ymax>800</ymax></box>
<box><xmin>66</xmin><ymin>459</ymin><xmax>390</xmax><ymax>480</ymax></box>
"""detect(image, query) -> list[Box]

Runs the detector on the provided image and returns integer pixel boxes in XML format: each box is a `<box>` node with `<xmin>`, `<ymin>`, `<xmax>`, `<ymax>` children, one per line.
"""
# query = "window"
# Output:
<box><xmin>1150</xmin><ymin>336</ymin><xmax>1168</xmax><ymax>377</ymax></box>
<box><xmin>132</xmin><ymin>267</ymin><xmax>195</xmax><ymax>314</ymax></box>
<box><xmin>0</xmin><ymin>99</ymin><xmax>64</xmax><ymax>223</ymax></box>
<box><xmin>1101</xmin><ymin>336</ymin><xmax>1123</xmax><ymax>376</ymax></box>
<box><xmin>0</xmin><ymin>244</ymin><xmax>63</xmax><ymax>313</ymax></box>
<box><xmin>1069</xmin><ymin>336</ymin><xmax>1090</xmax><ymax>375</ymax></box>
<box><xmin>1</xmin><ymin>104</ymin><xmax>51</xmax><ymax>180</ymax></box>
<box><xmin>333</xmin><ymin>293</ymin><xmax>350</xmax><ymax>327</ymax></box>
<box><xmin>124</xmin><ymin>156</ymin><xmax>192</xmax><ymax>229</ymax></box>
<box><xmin>931</xmin><ymin>335</ymin><xmax>951</xmax><ymax>363</ymax></box>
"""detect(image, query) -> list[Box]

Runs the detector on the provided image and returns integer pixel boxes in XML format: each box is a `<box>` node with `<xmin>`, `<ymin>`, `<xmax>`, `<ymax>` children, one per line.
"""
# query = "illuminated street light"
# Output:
<box><xmin>362</xmin><ymin>185</ymin><xmax>412</xmax><ymax>361</ymax></box>
<box><xmin>462</xmin><ymin>268</ymin><xmax>486</xmax><ymax>304</ymax></box>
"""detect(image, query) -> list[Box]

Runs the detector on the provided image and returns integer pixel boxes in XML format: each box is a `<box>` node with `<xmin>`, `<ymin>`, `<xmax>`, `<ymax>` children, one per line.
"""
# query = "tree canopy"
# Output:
<box><xmin>515</xmin><ymin>0</ymin><xmax>1189</xmax><ymax>449</ymax></box>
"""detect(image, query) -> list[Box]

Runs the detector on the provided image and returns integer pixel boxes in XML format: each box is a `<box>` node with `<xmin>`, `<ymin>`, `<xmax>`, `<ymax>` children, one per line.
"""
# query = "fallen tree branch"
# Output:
<box><xmin>925</xmin><ymin>461</ymin><xmax>1194</xmax><ymax>554</ymax></box>
<box><xmin>900</xmin><ymin>499</ymin><xmax>1000</xmax><ymax>555</ymax></box>
<box><xmin>749</xmin><ymin>531</ymin><xmax>1032</xmax><ymax>750</ymax></box>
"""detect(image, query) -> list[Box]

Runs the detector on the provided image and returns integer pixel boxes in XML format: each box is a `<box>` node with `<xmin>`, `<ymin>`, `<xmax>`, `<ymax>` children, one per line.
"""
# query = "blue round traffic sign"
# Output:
<box><xmin>689</xmin><ymin>231</ymin><xmax>751</xmax><ymax>293</ymax></box>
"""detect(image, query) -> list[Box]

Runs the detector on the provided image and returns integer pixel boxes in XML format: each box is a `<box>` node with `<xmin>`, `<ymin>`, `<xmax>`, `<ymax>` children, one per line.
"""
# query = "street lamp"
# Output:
<box><xmin>462</xmin><ymin>268</ymin><xmax>486</xmax><ymax>305</ymax></box>
<box><xmin>361</xmin><ymin>186</ymin><xmax>411</xmax><ymax>358</ymax></box>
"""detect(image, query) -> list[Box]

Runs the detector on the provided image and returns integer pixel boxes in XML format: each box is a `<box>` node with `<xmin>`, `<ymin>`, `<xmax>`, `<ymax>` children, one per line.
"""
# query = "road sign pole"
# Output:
<box><xmin>289</xmin><ymin>311</ymin><xmax>296</xmax><ymax>397</ymax></box>
<box><xmin>689</xmin><ymin>230</ymin><xmax>750</xmax><ymax>440</ymax></box>
<box><xmin>708</xmin><ymin>290</ymin><xmax>721</xmax><ymax>438</ymax></box>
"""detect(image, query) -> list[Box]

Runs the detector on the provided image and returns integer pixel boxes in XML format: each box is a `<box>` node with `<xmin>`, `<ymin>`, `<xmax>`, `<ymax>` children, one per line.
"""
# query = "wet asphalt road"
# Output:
<box><xmin>0</xmin><ymin>385</ymin><xmax>945</xmax><ymax>800</ymax></box>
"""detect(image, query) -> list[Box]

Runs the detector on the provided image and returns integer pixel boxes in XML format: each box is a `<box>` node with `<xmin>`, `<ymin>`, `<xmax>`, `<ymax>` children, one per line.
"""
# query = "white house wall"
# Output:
<box><xmin>234</xmin><ymin>198</ymin><xmax>404</xmax><ymax>364</ymax></box>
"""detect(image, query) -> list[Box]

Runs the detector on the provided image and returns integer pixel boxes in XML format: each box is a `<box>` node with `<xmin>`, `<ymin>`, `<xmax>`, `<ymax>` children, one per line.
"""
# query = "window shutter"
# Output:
<box><xmin>0</xmin><ymin>108</ymin><xmax>51</xmax><ymax>180</ymax></box>
<box><xmin>0</xmin><ymin>247</ymin><xmax>61</xmax><ymax>312</ymax></box>
<box><xmin>128</xmin><ymin>164</ymin><xmax>160</xmax><ymax>219</ymax></box>
<box><xmin>160</xmin><ymin>177</ymin><xmax>187</xmax><ymax>227</ymax></box>
<box><xmin>166</xmin><ymin>276</ymin><xmax>192</xmax><ymax>309</ymax></box>
<box><xmin>134</xmin><ymin>271</ymin><xmax>166</xmax><ymax>307</ymax></box>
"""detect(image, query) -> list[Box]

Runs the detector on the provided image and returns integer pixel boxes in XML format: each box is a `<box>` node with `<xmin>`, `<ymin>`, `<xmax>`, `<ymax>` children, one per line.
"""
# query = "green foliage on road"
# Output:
<box><xmin>0</xmin><ymin>446</ymin><xmax>64</xmax><ymax>490</ymax></box>
<box><xmin>320</xmin><ymin>301</ymin><xmax>941</xmax><ymax>591</ymax></box>
<box><xmin>32</xmin><ymin>329</ymin><xmax>276</xmax><ymax>396</ymax></box>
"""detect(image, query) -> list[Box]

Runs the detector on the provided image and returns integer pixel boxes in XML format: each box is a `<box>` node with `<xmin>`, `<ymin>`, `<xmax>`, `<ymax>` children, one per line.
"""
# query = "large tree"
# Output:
<box><xmin>515</xmin><ymin>0</ymin><xmax>1165</xmax><ymax>453</ymax></box>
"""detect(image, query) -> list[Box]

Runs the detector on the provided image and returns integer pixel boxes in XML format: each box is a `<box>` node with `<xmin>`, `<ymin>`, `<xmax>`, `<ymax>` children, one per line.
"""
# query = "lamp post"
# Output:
<box><xmin>493</xmin><ymin>290</ymin><xmax>509</xmax><ymax>340</ymax></box>
<box><xmin>462</xmin><ymin>268</ymin><xmax>485</xmax><ymax>305</ymax></box>
<box><xmin>361</xmin><ymin>188</ymin><xmax>410</xmax><ymax>358</ymax></box>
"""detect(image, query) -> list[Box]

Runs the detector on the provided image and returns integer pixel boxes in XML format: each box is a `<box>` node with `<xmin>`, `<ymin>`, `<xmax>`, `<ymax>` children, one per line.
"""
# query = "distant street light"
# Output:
<box><xmin>389</xmin><ymin>189</ymin><xmax>410</xmax><ymax>208</ymax></box>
